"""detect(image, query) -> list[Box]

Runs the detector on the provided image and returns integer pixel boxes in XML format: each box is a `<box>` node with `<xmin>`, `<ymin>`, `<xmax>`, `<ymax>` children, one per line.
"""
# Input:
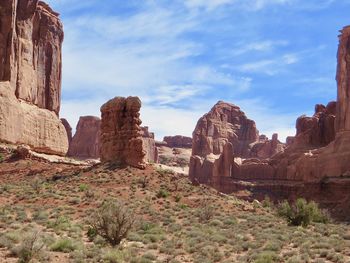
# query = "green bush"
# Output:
<box><xmin>50</xmin><ymin>238</ymin><xmax>76</xmax><ymax>253</ymax></box>
<box><xmin>277</xmin><ymin>198</ymin><xmax>330</xmax><ymax>227</ymax></box>
<box><xmin>156</xmin><ymin>189</ymin><xmax>169</xmax><ymax>199</ymax></box>
<box><xmin>89</xmin><ymin>200</ymin><xmax>135</xmax><ymax>246</ymax></box>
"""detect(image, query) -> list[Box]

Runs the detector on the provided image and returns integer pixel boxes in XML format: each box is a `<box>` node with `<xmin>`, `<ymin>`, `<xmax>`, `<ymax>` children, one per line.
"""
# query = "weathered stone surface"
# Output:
<box><xmin>163</xmin><ymin>136</ymin><xmax>192</xmax><ymax>148</ymax></box>
<box><xmin>293</xmin><ymin>102</ymin><xmax>336</xmax><ymax>148</ymax></box>
<box><xmin>0</xmin><ymin>1</ymin><xmax>67</xmax><ymax>156</ymax></box>
<box><xmin>189</xmin><ymin>26</ymin><xmax>350</xmax><ymax>219</ymax></box>
<box><xmin>336</xmin><ymin>25</ymin><xmax>350</xmax><ymax>132</ymax></box>
<box><xmin>141</xmin><ymin>127</ymin><xmax>155</xmax><ymax>139</ymax></box>
<box><xmin>250</xmin><ymin>133</ymin><xmax>285</xmax><ymax>159</ymax></box>
<box><xmin>0</xmin><ymin>0</ymin><xmax>64</xmax><ymax>114</ymax></box>
<box><xmin>61</xmin><ymin>118</ymin><xmax>72</xmax><ymax>144</ymax></box>
<box><xmin>100</xmin><ymin>97</ymin><xmax>146</xmax><ymax>168</ymax></box>
<box><xmin>192</xmin><ymin>101</ymin><xmax>259</xmax><ymax>158</ymax></box>
<box><xmin>0</xmin><ymin>82</ymin><xmax>68</xmax><ymax>155</ymax></box>
<box><xmin>141</xmin><ymin>127</ymin><xmax>158</xmax><ymax>163</ymax></box>
<box><xmin>68</xmin><ymin>116</ymin><xmax>101</xmax><ymax>159</ymax></box>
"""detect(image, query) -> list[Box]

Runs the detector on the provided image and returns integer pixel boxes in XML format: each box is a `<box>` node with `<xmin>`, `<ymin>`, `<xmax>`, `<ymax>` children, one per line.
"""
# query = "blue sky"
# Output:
<box><xmin>46</xmin><ymin>0</ymin><xmax>350</xmax><ymax>141</ymax></box>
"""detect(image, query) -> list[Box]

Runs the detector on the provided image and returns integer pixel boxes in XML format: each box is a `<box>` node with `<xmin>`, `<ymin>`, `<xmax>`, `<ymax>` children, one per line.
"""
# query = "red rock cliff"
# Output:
<box><xmin>0</xmin><ymin>0</ymin><xmax>63</xmax><ymax>114</ymax></box>
<box><xmin>68</xmin><ymin>116</ymin><xmax>101</xmax><ymax>159</ymax></box>
<box><xmin>0</xmin><ymin>0</ymin><xmax>68</xmax><ymax>156</ymax></box>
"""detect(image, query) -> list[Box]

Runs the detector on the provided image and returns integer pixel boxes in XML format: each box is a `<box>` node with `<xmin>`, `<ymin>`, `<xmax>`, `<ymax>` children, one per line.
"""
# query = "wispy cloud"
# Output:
<box><xmin>235</xmin><ymin>53</ymin><xmax>299</xmax><ymax>75</ymax></box>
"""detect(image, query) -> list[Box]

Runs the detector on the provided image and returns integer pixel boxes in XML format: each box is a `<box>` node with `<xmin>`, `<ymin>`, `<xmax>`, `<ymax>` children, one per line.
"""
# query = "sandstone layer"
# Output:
<box><xmin>61</xmin><ymin>118</ymin><xmax>72</xmax><ymax>144</ymax></box>
<box><xmin>0</xmin><ymin>82</ymin><xmax>68</xmax><ymax>155</ymax></box>
<box><xmin>0</xmin><ymin>0</ymin><xmax>67</xmax><ymax>155</ymax></box>
<box><xmin>100</xmin><ymin>97</ymin><xmax>146</xmax><ymax>168</ymax></box>
<box><xmin>163</xmin><ymin>136</ymin><xmax>192</xmax><ymax>148</ymax></box>
<box><xmin>0</xmin><ymin>0</ymin><xmax>63</xmax><ymax>114</ymax></box>
<box><xmin>188</xmin><ymin>25</ymin><xmax>350</xmax><ymax>219</ymax></box>
<box><xmin>141</xmin><ymin>127</ymin><xmax>158</xmax><ymax>164</ymax></box>
<box><xmin>68</xmin><ymin>116</ymin><xmax>101</xmax><ymax>159</ymax></box>
<box><xmin>192</xmin><ymin>101</ymin><xmax>259</xmax><ymax>158</ymax></box>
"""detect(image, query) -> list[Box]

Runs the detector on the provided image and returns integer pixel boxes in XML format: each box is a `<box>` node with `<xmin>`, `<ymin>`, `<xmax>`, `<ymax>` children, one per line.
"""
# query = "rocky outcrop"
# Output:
<box><xmin>293</xmin><ymin>102</ymin><xmax>336</xmax><ymax>148</ymax></box>
<box><xmin>250</xmin><ymin>134</ymin><xmax>285</xmax><ymax>159</ymax></box>
<box><xmin>192</xmin><ymin>101</ymin><xmax>259</xmax><ymax>157</ymax></box>
<box><xmin>68</xmin><ymin>116</ymin><xmax>101</xmax><ymax>159</ymax></box>
<box><xmin>163</xmin><ymin>136</ymin><xmax>192</xmax><ymax>148</ymax></box>
<box><xmin>188</xmin><ymin>26</ymin><xmax>350</xmax><ymax>219</ymax></box>
<box><xmin>61</xmin><ymin>118</ymin><xmax>72</xmax><ymax>144</ymax></box>
<box><xmin>100</xmin><ymin>97</ymin><xmax>146</xmax><ymax>168</ymax></box>
<box><xmin>0</xmin><ymin>1</ymin><xmax>67</xmax><ymax>156</ymax></box>
<box><xmin>0</xmin><ymin>0</ymin><xmax>63</xmax><ymax>114</ymax></box>
<box><xmin>0</xmin><ymin>82</ymin><xmax>68</xmax><ymax>155</ymax></box>
<box><xmin>141</xmin><ymin>127</ymin><xmax>158</xmax><ymax>164</ymax></box>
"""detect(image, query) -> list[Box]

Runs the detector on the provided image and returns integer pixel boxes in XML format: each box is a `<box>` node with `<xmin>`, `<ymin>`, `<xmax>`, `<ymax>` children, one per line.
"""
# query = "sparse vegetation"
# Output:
<box><xmin>277</xmin><ymin>198</ymin><xmax>330</xmax><ymax>227</ymax></box>
<box><xmin>0</xmin><ymin>159</ymin><xmax>349</xmax><ymax>262</ymax></box>
<box><xmin>89</xmin><ymin>200</ymin><xmax>135</xmax><ymax>246</ymax></box>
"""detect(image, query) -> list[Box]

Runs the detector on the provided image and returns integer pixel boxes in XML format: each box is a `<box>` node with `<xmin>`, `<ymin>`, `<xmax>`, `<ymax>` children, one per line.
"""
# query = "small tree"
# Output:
<box><xmin>89</xmin><ymin>200</ymin><xmax>135</xmax><ymax>246</ymax></box>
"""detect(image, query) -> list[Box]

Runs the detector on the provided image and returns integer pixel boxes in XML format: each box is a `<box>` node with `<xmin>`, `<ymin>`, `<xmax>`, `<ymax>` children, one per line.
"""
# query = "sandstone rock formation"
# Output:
<box><xmin>100</xmin><ymin>97</ymin><xmax>146</xmax><ymax>168</ymax></box>
<box><xmin>0</xmin><ymin>0</ymin><xmax>63</xmax><ymax>114</ymax></box>
<box><xmin>189</xmin><ymin>25</ymin><xmax>350</xmax><ymax>219</ymax></box>
<box><xmin>293</xmin><ymin>102</ymin><xmax>336</xmax><ymax>148</ymax></box>
<box><xmin>141</xmin><ymin>127</ymin><xmax>158</xmax><ymax>164</ymax></box>
<box><xmin>250</xmin><ymin>133</ymin><xmax>286</xmax><ymax>159</ymax></box>
<box><xmin>61</xmin><ymin>118</ymin><xmax>72</xmax><ymax>144</ymax></box>
<box><xmin>0</xmin><ymin>82</ymin><xmax>68</xmax><ymax>155</ymax></box>
<box><xmin>163</xmin><ymin>136</ymin><xmax>192</xmax><ymax>148</ymax></box>
<box><xmin>0</xmin><ymin>0</ymin><xmax>68</xmax><ymax>155</ymax></box>
<box><xmin>68</xmin><ymin>116</ymin><xmax>101</xmax><ymax>159</ymax></box>
<box><xmin>192</xmin><ymin>101</ymin><xmax>259</xmax><ymax>158</ymax></box>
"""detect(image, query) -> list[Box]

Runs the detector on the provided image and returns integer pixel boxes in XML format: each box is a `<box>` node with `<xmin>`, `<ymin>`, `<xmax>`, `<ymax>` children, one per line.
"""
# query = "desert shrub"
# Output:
<box><xmin>198</xmin><ymin>200</ymin><xmax>215</xmax><ymax>223</ymax></box>
<box><xmin>156</xmin><ymin>167</ymin><xmax>174</xmax><ymax>176</ymax></box>
<box><xmin>0</xmin><ymin>153</ymin><xmax>3</xmax><ymax>163</ymax></box>
<box><xmin>11</xmin><ymin>230</ymin><xmax>45</xmax><ymax>263</ymax></box>
<box><xmin>79</xmin><ymin>184</ymin><xmax>89</xmax><ymax>192</ymax></box>
<box><xmin>277</xmin><ymin>198</ymin><xmax>330</xmax><ymax>227</ymax></box>
<box><xmin>254</xmin><ymin>251</ymin><xmax>279</xmax><ymax>263</ymax></box>
<box><xmin>262</xmin><ymin>196</ymin><xmax>273</xmax><ymax>208</ymax></box>
<box><xmin>30</xmin><ymin>177</ymin><xmax>42</xmax><ymax>194</ymax></box>
<box><xmin>89</xmin><ymin>200</ymin><xmax>135</xmax><ymax>246</ymax></box>
<box><xmin>156</xmin><ymin>189</ymin><xmax>169</xmax><ymax>199</ymax></box>
<box><xmin>50</xmin><ymin>238</ymin><xmax>76</xmax><ymax>252</ymax></box>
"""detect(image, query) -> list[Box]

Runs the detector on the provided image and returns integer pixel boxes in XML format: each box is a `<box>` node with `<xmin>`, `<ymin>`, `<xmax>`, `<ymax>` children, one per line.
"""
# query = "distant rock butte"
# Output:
<box><xmin>61</xmin><ymin>118</ymin><xmax>72</xmax><ymax>144</ymax></box>
<box><xmin>192</xmin><ymin>101</ymin><xmax>259</xmax><ymax>158</ymax></box>
<box><xmin>0</xmin><ymin>0</ymin><xmax>68</xmax><ymax>156</ymax></box>
<box><xmin>68</xmin><ymin>116</ymin><xmax>101</xmax><ymax>159</ymax></box>
<box><xmin>188</xmin><ymin>25</ymin><xmax>350</xmax><ymax>219</ymax></box>
<box><xmin>100</xmin><ymin>97</ymin><xmax>146</xmax><ymax>168</ymax></box>
<box><xmin>141</xmin><ymin>127</ymin><xmax>158</xmax><ymax>164</ymax></box>
<box><xmin>163</xmin><ymin>136</ymin><xmax>192</xmax><ymax>148</ymax></box>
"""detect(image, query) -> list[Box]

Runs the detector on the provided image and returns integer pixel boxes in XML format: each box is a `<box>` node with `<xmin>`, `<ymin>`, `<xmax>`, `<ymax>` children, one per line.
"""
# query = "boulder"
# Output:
<box><xmin>100</xmin><ymin>97</ymin><xmax>146</xmax><ymax>168</ymax></box>
<box><xmin>68</xmin><ymin>116</ymin><xmax>101</xmax><ymax>159</ymax></box>
<box><xmin>163</xmin><ymin>136</ymin><xmax>192</xmax><ymax>148</ymax></box>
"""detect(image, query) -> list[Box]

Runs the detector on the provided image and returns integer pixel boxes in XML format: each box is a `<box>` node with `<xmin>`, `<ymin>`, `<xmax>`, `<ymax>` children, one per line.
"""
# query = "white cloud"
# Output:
<box><xmin>236</xmin><ymin>53</ymin><xmax>299</xmax><ymax>75</ymax></box>
<box><xmin>229</xmin><ymin>40</ymin><xmax>289</xmax><ymax>56</ymax></box>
